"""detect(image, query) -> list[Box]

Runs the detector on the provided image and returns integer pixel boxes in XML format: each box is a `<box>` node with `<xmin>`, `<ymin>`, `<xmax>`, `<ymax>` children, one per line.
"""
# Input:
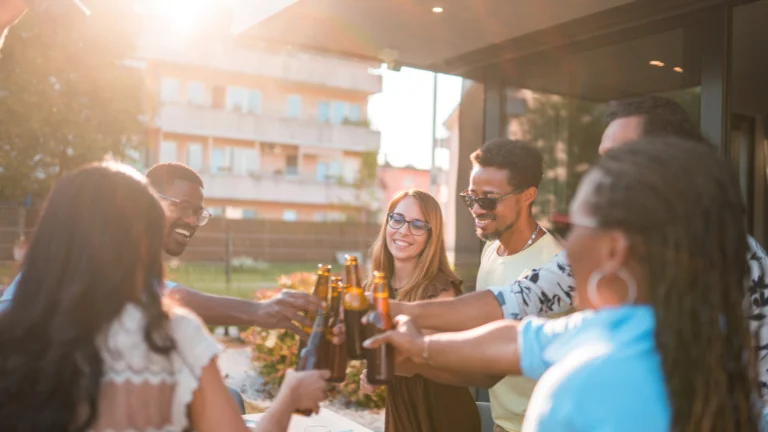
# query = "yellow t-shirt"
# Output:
<box><xmin>476</xmin><ymin>234</ymin><xmax>563</xmax><ymax>432</ymax></box>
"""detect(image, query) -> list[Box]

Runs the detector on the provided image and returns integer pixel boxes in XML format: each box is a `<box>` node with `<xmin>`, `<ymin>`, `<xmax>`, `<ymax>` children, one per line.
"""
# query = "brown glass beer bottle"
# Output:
<box><xmin>298</xmin><ymin>264</ymin><xmax>331</xmax><ymax>364</ymax></box>
<box><xmin>325</xmin><ymin>276</ymin><xmax>348</xmax><ymax>383</ymax></box>
<box><xmin>364</xmin><ymin>271</ymin><xmax>394</xmax><ymax>385</ymax></box>
<box><xmin>294</xmin><ymin>305</ymin><xmax>328</xmax><ymax>416</ymax></box>
<box><xmin>342</xmin><ymin>255</ymin><xmax>369</xmax><ymax>360</ymax></box>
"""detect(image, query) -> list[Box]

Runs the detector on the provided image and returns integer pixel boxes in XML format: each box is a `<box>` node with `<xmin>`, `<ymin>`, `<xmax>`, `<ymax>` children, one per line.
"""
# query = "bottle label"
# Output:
<box><xmin>343</xmin><ymin>287</ymin><xmax>369</xmax><ymax>311</ymax></box>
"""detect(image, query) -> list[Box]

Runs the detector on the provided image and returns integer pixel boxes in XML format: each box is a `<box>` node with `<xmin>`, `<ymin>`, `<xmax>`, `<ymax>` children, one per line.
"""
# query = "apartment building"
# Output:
<box><xmin>132</xmin><ymin>29</ymin><xmax>382</xmax><ymax>223</ymax></box>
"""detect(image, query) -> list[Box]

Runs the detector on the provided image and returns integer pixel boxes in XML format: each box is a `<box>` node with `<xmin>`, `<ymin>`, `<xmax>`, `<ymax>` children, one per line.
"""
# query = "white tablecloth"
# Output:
<box><xmin>243</xmin><ymin>408</ymin><xmax>374</xmax><ymax>432</ymax></box>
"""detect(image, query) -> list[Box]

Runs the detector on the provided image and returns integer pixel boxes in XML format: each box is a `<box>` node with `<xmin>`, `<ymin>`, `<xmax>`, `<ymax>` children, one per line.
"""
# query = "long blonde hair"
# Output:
<box><xmin>368</xmin><ymin>189</ymin><xmax>459</xmax><ymax>302</ymax></box>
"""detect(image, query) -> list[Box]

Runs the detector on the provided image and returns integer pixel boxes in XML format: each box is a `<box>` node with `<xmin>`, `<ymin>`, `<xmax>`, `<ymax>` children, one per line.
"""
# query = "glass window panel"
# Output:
<box><xmin>160</xmin><ymin>78</ymin><xmax>179</xmax><ymax>103</ymax></box>
<box><xmin>186</xmin><ymin>143</ymin><xmax>203</xmax><ymax>171</ymax></box>
<box><xmin>159</xmin><ymin>141</ymin><xmax>177</xmax><ymax>163</ymax></box>
<box><xmin>247</xmin><ymin>90</ymin><xmax>262</xmax><ymax>114</ymax></box>
<box><xmin>331</xmin><ymin>101</ymin><xmax>347</xmax><ymax>124</ymax></box>
<box><xmin>186</xmin><ymin>81</ymin><xmax>206</xmax><ymax>106</ymax></box>
<box><xmin>282</xmin><ymin>209</ymin><xmax>298</xmax><ymax>222</ymax></box>
<box><xmin>318</xmin><ymin>101</ymin><xmax>331</xmax><ymax>122</ymax></box>
<box><xmin>286</xmin><ymin>94</ymin><xmax>302</xmax><ymax>118</ymax></box>
<box><xmin>348</xmin><ymin>104</ymin><xmax>362</xmax><ymax>122</ymax></box>
<box><xmin>226</xmin><ymin>87</ymin><xmax>247</xmax><ymax>113</ymax></box>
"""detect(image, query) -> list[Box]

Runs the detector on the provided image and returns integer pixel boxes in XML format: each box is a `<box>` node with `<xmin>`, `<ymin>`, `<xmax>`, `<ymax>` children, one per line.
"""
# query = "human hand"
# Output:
<box><xmin>256</xmin><ymin>290</ymin><xmax>324</xmax><ymax>339</ymax></box>
<box><xmin>363</xmin><ymin>315</ymin><xmax>426</xmax><ymax>363</ymax></box>
<box><xmin>358</xmin><ymin>369</ymin><xmax>380</xmax><ymax>395</ymax></box>
<box><xmin>279</xmin><ymin>369</ymin><xmax>331</xmax><ymax>414</ymax></box>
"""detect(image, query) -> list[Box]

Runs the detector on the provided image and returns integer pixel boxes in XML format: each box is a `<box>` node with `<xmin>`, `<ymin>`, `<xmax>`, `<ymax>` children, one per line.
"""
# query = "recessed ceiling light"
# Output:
<box><xmin>432</xmin><ymin>6</ymin><xmax>444</xmax><ymax>13</ymax></box>
<box><xmin>673</xmin><ymin>66</ymin><xmax>683</xmax><ymax>73</ymax></box>
<box><xmin>649</xmin><ymin>60</ymin><xmax>664</xmax><ymax>67</ymax></box>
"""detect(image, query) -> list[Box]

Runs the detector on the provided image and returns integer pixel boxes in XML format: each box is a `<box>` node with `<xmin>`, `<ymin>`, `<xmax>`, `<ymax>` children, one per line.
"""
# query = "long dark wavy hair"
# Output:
<box><xmin>0</xmin><ymin>162</ymin><xmax>175</xmax><ymax>431</ymax></box>
<box><xmin>588</xmin><ymin>138</ymin><xmax>758</xmax><ymax>431</ymax></box>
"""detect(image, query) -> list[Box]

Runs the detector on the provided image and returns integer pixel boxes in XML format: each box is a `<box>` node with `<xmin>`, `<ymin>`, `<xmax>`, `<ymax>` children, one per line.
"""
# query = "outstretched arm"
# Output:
<box><xmin>167</xmin><ymin>285</ymin><xmax>322</xmax><ymax>334</ymax></box>
<box><xmin>364</xmin><ymin>316</ymin><xmax>523</xmax><ymax>377</ymax></box>
<box><xmin>391</xmin><ymin>251</ymin><xmax>575</xmax><ymax>332</ymax></box>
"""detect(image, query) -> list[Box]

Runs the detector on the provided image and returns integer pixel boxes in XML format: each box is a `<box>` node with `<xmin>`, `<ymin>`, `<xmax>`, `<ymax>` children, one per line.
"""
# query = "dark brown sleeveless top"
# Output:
<box><xmin>385</xmin><ymin>274</ymin><xmax>481</xmax><ymax>432</ymax></box>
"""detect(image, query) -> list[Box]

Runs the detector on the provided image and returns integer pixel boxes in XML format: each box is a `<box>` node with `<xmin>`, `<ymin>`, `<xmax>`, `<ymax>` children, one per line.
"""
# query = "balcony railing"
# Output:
<box><xmin>199</xmin><ymin>173</ymin><xmax>373</xmax><ymax>207</ymax></box>
<box><xmin>135</xmin><ymin>40</ymin><xmax>382</xmax><ymax>94</ymax></box>
<box><xmin>156</xmin><ymin>105</ymin><xmax>380</xmax><ymax>153</ymax></box>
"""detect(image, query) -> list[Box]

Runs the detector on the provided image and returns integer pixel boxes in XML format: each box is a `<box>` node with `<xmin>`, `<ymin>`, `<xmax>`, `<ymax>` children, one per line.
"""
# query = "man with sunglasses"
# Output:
<box><xmin>421</xmin><ymin>139</ymin><xmax>562</xmax><ymax>432</ymax></box>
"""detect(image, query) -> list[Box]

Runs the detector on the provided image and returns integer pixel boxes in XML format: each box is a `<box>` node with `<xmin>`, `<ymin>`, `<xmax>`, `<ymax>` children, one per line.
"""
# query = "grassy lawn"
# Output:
<box><xmin>168</xmin><ymin>262</ymin><xmax>318</xmax><ymax>299</ymax></box>
<box><xmin>0</xmin><ymin>261</ymin><xmax>319</xmax><ymax>300</ymax></box>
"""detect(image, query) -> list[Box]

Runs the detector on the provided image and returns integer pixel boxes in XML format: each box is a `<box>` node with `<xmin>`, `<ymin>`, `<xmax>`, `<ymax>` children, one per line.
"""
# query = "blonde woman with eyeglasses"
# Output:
<box><xmin>358</xmin><ymin>189</ymin><xmax>481</xmax><ymax>432</ymax></box>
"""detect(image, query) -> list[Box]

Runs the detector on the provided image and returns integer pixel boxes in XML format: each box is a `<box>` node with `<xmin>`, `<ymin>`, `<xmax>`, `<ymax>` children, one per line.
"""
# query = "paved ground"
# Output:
<box><xmin>216</xmin><ymin>337</ymin><xmax>385</xmax><ymax>432</ymax></box>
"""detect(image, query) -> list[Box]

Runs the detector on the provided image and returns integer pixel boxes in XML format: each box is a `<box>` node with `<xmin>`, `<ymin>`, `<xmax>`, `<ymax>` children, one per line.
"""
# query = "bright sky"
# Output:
<box><xmin>368</xmin><ymin>68</ymin><xmax>463</xmax><ymax>170</ymax></box>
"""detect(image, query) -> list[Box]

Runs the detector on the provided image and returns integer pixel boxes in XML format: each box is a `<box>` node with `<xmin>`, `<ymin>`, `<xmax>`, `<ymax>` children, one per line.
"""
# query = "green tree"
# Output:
<box><xmin>0</xmin><ymin>1</ymin><xmax>146</xmax><ymax>202</ymax></box>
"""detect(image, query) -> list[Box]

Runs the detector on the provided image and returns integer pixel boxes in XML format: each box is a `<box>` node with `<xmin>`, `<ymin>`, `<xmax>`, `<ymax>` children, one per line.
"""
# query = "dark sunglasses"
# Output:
<box><xmin>387</xmin><ymin>213</ymin><xmax>431</xmax><ymax>236</ymax></box>
<box><xmin>459</xmin><ymin>190</ymin><xmax>517</xmax><ymax>212</ymax></box>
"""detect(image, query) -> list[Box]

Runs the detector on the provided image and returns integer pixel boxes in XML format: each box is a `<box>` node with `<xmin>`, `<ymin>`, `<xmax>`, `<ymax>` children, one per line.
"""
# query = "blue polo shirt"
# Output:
<box><xmin>518</xmin><ymin>306</ymin><xmax>669</xmax><ymax>431</ymax></box>
<box><xmin>0</xmin><ymin>273</ymin><xmax>178</xmax><ymax>313</ymax></box>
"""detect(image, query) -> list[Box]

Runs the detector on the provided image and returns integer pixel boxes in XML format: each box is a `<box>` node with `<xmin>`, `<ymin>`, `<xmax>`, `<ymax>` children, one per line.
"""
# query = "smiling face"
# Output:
<box><xmin>385</xmin><ymin>196</ymin><xmax>430</xmax><ymax>262</ymax></box>
<box><xmin>468</xmin><ymin>166</ymin><xmax>526</xmax><ymax>241</ymax></box>
<box><xmin>157</xmin><ymin>178</ymin><xmax>204</xmax><ymax>257</ymax></box>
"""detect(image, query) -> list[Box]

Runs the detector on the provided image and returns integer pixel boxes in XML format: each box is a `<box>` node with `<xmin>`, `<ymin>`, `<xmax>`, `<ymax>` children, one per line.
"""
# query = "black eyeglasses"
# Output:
<box><xmin>459</xmin><ymin>190</ymin><xmax>517</xmax><ymax>212</ymax></box>
<box><xmin>157</xmin><ymin>194</ymin><xmax>211</xmax><ymax>226</ymax></box>
<box><xmin>388</xmin><ymin>213</ymin><xmax>431</xmax><ymax>236</ymax></box>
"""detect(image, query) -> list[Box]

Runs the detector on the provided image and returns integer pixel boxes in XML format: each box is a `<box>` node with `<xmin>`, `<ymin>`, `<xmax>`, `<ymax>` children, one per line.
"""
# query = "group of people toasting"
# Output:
<box><xmin>1</xmin><ymin>94</ymin><xmax>768</xmax><ymax>432</ymax></box>
<box><xmin>302</xmin><ymin>95</ymin><xmax>768</xmax><ymax>432</ymax></box>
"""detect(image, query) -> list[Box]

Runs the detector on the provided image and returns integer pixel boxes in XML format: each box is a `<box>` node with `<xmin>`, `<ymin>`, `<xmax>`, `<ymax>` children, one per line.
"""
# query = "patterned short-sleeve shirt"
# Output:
<box><xmin>488</xmin><ymin>235</ymin><xmax>768</xmax><ymax>400</ymax></box>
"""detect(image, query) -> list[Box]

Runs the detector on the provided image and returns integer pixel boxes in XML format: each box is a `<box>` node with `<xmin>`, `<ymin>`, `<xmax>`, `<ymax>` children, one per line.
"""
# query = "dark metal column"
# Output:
<box><xmin>698</xmin><ymin>3</ymin><xmax>732</xmax><ymax>153</ymax></box>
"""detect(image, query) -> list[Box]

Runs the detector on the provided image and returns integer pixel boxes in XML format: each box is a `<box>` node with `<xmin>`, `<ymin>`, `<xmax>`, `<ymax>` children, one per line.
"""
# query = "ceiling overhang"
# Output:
<box><xmin>236</xmin><ymin>0</ymin><xmax>716</xmax><ymax>80</ymax></box>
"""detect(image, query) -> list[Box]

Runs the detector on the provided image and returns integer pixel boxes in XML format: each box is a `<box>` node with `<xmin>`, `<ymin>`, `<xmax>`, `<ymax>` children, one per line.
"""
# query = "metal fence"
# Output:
<box><xmin>0</xmin><ymin>204</ymin><xmax>380</xmax><ymax>264</ymax></box>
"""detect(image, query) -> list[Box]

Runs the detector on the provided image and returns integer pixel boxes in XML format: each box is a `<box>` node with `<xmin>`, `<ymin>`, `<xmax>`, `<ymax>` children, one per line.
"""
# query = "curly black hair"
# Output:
<box><xmin>470</xmin><ymin>138</ymin><xmax>543</xmax><ymax>192</ymax></box>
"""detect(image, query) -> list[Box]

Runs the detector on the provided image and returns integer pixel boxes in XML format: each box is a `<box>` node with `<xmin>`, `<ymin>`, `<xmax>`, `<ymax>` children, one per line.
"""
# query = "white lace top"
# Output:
<box><xmin>89</xmin><ymin>303</ymin><xmax>222</xmax><ymax>431</ymax></box>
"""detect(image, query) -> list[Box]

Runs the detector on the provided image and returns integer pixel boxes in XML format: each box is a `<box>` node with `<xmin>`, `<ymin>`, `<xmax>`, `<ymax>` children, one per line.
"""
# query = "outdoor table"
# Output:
<box><xmin>243</xmin><ymin>408</ymin><xmax>375</xmax><ymax>432</ymax></box>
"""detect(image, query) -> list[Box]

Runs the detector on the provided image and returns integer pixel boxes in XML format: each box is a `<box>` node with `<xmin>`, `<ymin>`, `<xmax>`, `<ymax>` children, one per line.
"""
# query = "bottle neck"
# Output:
<box><xmin>372</xmin><ymin>288</ymin><xmax>390</xmax><ymax>315</ymax></box>
<box><xmin>305</xmin><ymin>308</ymin><xmax>326</xmax><ymax>347</ymax></box>
<box><xmin>346</xmin><ymin>264</ymin><xmax>361</xmax><ymax>289</ymax></box>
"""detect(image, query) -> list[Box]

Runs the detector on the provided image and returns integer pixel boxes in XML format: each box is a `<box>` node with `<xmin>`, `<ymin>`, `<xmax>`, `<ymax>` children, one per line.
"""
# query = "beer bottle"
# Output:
<box><xmin>325</xmin><ymin>276</ymin><xmax>348</xmax><ymax>383</ymax></box>
<box><xmin>298</xmin><ymin>264</ymin><xmax>331</xmax><ymax>364</ymax></box>
<box><xmin>364</xmin><ymin>271</ymin><xmax>394</xmax><ymax>385</ymax></box>
<box><xmin>295</xmin><ymin>306</ymin><xmax>328</xmax><ymax>416</ymax></box>
<box><xmin>342</xmin><ymin>255</ymin><xmax>369</xmax><ymax>360</ymax></box>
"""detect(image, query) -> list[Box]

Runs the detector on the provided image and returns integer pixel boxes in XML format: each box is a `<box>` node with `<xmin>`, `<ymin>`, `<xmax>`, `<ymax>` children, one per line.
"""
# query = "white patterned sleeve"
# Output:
<box><xmin>168</xmin><ymin>307</ymin><xmax>224</xmax><ymax>426</ymax></box>
<box><xmin>487</xmin><ymin>250</ymin><xmax>576</xmax><ymax>320</ymax></box>
<box><xmin>746</xmin><ymin>236</ymin><xmax>768</xmax><ymax>402</ymax></box>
